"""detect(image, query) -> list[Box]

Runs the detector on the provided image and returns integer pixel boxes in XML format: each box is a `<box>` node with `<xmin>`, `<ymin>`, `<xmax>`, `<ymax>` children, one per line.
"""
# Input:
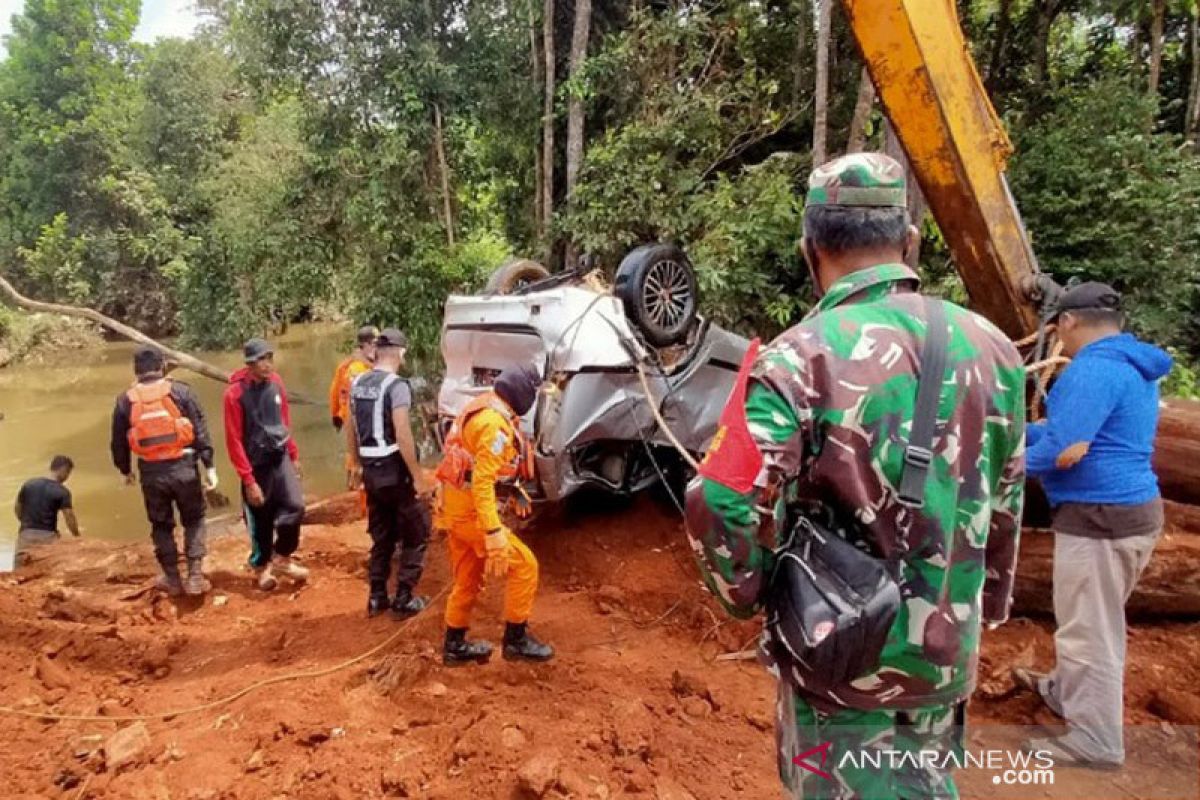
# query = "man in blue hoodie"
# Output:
<box><xmin>1015</xmin><ymin>282</ymin><xmax>1173</xmax><ymax>768</ymax></box>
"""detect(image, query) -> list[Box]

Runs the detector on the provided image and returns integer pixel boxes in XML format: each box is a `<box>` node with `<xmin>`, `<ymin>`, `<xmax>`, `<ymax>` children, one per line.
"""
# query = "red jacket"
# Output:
<box><xmin>223</xmin><ymin>367</ymin><xmax>299</xmax><ymax>486</ymax></box>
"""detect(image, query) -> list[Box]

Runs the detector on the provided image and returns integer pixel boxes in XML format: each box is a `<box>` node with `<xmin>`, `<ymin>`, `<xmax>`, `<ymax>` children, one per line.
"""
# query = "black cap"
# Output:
<box><xmin>494</xmin><ymin>364</ymin><xmax>540</xmax><ymax>416</ymax></box>
<box><xmin>1056</xmin><ymin>281</ymin><xmax>1122</xmax><ymax>316</ymax></box>
<box><xmin>133</xmin><ymin>345</ymin><xmax>165</xmax><ymax>375</ymax></box>
<box><xmin>357</xmin><ymin>325</ymin><xmax>379</xmax><ymax>344</ymax></box>
<box><xmin>243</xmin><ymin>337</ymin><xmax>274</xmax><ymax>363</ymax></box>
<box><xmin>376</xmin><ymin>328</ymin><xmax>408</xmax><ymax>348</ymax></box>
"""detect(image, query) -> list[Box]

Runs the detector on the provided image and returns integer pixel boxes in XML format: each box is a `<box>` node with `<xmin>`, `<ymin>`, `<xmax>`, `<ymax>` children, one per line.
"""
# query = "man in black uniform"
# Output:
<box><xmin>111</xmin><ymin>347</ymin><xmax>218</xmax><ymax>596</ymax></box>
<box><xmin>345</xmin><ymin>328</ymin><xmax>434</xmax><ymax>618</ymax></box>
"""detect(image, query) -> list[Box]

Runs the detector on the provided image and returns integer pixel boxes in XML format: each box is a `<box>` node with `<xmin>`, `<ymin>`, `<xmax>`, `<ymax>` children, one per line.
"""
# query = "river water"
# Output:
<box><xmin>0</xmin><ymin>323</ymin><xmax>369</xmax><ymax>543</ymax></box>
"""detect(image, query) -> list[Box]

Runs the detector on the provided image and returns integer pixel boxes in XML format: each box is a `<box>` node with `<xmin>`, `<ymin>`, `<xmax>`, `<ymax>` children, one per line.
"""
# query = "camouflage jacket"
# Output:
<box><xmin>684</xmin><ymin>263</ymin><xmax>1026</xmax><ymax>712</ymax></box>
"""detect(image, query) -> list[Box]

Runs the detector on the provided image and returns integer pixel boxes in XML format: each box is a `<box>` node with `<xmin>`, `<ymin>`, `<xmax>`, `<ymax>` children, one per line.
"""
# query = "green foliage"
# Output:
<box><xmin>1162</xmin><ymin>349</ymin><xmax>1200</xmax><ymax>399</ymax></box>
<box><xmin>0</xmin><ymin>0</ymin><xmax>1199</xmax><ymax>386</ymax></box>
<box><xmin>1009</xmin><ymin>78</ymin><xmax>1200</xmax><ymax>356</ymax></box>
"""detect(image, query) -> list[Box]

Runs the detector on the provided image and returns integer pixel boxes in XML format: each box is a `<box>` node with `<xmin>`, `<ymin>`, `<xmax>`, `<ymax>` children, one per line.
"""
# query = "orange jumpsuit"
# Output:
<box><xmin>329</xmin><ymin>354</ymin><xmax>372</xmax><ymax>425</ymax></box>
<box><xmin>438</xmin><ymin>398</ymin><xmax>539</xmax><ymax>629</ymax></box>
<box><xmin>330</xmin><ymin>354</ymin><xmax>372</xmax><ymax>511</ymax></box>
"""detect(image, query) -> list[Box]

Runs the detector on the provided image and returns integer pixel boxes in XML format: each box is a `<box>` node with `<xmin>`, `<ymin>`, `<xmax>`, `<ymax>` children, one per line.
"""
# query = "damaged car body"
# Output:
<box><xmin>437</xmin><ymin>245</ymin><xmax>750</xmax><ymax>504</ymax></box>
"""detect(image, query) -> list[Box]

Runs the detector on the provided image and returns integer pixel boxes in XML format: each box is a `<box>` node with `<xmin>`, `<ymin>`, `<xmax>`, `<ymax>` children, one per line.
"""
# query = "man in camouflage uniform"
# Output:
<box><xmin>684</xmin><ymin>153</ymin><xmax>1027</xmax><ymax>799</ymax></box>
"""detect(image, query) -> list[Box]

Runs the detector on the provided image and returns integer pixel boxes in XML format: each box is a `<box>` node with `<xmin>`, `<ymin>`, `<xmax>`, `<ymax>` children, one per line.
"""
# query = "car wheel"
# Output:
<box><xmin>614</xmin><ymin>244</ymin><xmax>699</xmax><ymax>347</ymax></box>
<box><xmin>484</xmin><ymin>259</ymin><xmax>551</xmax><ymax>295</ymax></box>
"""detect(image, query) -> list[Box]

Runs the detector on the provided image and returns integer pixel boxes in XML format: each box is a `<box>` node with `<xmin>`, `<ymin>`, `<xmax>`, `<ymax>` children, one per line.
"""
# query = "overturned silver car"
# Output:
<box><xmin>437</xmin><ymin>244</ymin><xmax>750</xmax><ymax>503</ymax></box>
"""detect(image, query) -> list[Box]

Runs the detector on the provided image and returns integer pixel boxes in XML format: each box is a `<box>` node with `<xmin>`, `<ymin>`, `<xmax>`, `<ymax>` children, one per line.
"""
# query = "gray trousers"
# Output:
<box><xmin>1038</xmin><ymin>529</ymin><xmax>1160</xmax><ymax>763</ymax></box>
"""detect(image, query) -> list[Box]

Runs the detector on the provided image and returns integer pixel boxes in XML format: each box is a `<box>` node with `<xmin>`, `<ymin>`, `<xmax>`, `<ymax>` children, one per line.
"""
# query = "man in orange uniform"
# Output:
<box><xmin>436</xmin><ymin>364</ymin><xmax>554</xmax><ymax>665</ymax></box>
<box><xmin>329</xmin><ymin>326</ymin><xmax>378</xmax><ymax>433</ymax></box>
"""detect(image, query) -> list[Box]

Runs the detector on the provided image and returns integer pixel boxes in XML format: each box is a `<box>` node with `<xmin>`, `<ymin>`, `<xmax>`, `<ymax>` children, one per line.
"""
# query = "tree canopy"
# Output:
<box><xmin>0</xmin><ymin>0</ymin><xmax>1197</xmax><ymax>369</ymax></box>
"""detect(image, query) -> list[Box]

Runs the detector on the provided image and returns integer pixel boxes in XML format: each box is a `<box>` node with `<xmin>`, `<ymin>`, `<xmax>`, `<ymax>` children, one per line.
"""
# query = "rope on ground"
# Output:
<box><xmin>0</xmin><ymin>583</ymin><xmax>450</xmax><ymax>725</ymax></box>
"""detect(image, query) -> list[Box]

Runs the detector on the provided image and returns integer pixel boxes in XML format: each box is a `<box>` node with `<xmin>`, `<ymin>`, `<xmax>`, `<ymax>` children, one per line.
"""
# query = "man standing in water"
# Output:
<box><xmin>111</xmin><ymin>346</ymin><xmax>218</xmax><ymax>595</ymax></box>
<box><xmin>223</xmin><ymin>338</ymin><xmax>308</xmax><ymax>591</ymax></box>
<box><xmin>14</xmin><ymin>455</ymin><xmax>80</xmax><ymax>562</ymax></box>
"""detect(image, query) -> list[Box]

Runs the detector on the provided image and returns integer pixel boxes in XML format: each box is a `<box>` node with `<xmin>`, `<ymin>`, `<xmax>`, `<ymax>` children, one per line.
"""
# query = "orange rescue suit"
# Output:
<box><xmin>328</xmin><ymin>355</ymin><xmax>372</xmax><ymax>425</ymax></box>
<box><xmin>436</xmin><ymin>393</ymin><xmax>539</xmax><ymax>629</ymax></box>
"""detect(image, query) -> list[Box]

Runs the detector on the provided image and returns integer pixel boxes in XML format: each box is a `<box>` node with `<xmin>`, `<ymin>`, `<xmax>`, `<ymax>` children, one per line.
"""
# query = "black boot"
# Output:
<box><xmin>443</xmin><ymin>627</ymin><xmax>493</xmax><ymax>666</ymax></box>
<box><xmin>391</xmin><ymin>590</ymin><xmax>429</xmax><ymax>620</ymax></box>
<box><xmin>502</xmin><ymin>622</ymin><xmax>554</xmax><ymax>662</ymax></box>
<box><xmin>367</xmin><ymin>583</ymin><xmax>390</xmax><ymax>618</ymax></box>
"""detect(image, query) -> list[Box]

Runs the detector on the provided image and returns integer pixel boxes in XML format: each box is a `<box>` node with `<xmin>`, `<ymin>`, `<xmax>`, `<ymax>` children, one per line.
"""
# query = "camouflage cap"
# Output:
<box><xmin>805</xmin><ymin>153</ymin><xmax>907</xmax><ymax>208</ymax></box>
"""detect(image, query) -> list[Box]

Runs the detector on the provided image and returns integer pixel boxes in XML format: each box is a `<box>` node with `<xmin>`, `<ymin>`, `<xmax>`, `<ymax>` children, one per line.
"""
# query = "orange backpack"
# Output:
<box><xmin>127</xmin><ymin>380</ymin><xmax>195</xmax><ymax>462</ymax></box>
<box><xmin>435</xmin><ymin>393</ymin><xmax>534</xmax><ymax>489</ymax></box>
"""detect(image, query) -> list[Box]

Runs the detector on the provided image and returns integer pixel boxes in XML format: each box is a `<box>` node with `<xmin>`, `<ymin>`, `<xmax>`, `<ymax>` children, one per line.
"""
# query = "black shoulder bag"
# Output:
<box><xmin>764</xmin><ymin>297</ymin><xmax>949</xmax><ymax>687</ymax></box>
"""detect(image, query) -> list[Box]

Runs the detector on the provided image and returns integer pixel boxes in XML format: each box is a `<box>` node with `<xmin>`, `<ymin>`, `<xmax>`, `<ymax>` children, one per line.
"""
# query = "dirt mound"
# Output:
<box><xmin>1</xmin><ymin>495</ymin><xmax>1197</xmax><ymax>798</ymax></box>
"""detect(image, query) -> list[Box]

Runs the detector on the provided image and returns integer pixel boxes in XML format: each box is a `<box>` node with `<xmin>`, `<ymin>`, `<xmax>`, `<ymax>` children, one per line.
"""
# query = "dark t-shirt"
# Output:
<box><xmin>16</xmin><ymin>477</ymin><xmax>72</xmax><ymax>532</ymax></box>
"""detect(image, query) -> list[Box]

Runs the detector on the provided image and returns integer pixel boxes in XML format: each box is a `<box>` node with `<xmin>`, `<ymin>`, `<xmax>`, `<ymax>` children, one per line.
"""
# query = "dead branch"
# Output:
<box><xmin>0</xmin><ymin>273</ymin><xmax>230</xmax><ymax>384</ymax></box>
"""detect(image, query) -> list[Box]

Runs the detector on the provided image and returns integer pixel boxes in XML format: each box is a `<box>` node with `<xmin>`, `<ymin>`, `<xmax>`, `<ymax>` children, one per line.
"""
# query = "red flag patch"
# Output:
<box><xmin>698</xmin><ymin>338</ymin><xmax>763</xmax><ymax>494</ymax></box>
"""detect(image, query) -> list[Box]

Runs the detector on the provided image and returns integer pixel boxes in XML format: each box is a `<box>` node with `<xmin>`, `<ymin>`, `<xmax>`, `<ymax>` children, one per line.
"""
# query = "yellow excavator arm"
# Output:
<box><xmin>840</xmin><ymin>0</ymin><xmax>1045</xmax><ymax>339</ymax></box>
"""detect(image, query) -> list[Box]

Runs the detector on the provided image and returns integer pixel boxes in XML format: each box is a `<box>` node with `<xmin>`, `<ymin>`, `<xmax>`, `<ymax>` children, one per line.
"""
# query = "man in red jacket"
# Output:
<box><xmin>223</xmin><ymin>338</ymin><xmax>308</xmax><ymax>591</ymax></box>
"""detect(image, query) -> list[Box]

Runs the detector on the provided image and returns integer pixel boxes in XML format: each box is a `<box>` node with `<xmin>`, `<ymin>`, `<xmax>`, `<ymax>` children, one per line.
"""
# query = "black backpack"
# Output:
<box><xmin>765</xmin><ymin>297</ymin><xmax>949</xmax><ymax>688</ymax></box>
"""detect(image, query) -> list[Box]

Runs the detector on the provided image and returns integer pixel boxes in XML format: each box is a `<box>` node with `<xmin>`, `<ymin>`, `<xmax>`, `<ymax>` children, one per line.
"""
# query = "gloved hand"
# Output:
<box><xmin>484</xmin><ymin>527</ymin><xmax>512</xmax><ymax>579</ymax></box>
<box><xmin>204</xmin><ymin>467</ymin><xmax>219</xmax><ymax>491</ymax></box>
<box><xmin>331</xmin><ymin>416</ymin><xmax>343</xmax><ymax>432</ymax></box>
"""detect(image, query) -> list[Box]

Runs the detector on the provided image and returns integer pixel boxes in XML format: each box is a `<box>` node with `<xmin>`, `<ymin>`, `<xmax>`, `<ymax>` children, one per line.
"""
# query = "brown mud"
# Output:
<box><xmin>1</xmin><ymin>494</ymin><xmax>1198</xmax><ymax>799</ymax></box>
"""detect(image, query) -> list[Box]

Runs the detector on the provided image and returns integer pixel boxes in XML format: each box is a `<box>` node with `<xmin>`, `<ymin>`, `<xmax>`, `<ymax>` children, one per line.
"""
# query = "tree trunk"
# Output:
<box><xmin>1149</xmin><ymin>0</ymin><xmax>1166</xmax><ymax>98</ymax></box>
<box><xmin>0</xmin><ymin>275</ymin><xmax>230</xmax><ymax>385</ymax></box>
<box><xmin>790</xmin><ymin>0</ymin><xmax>809</xmax><ymax>112</ymax></box>
<box><xmin>986</xmin><ymin>0</ymin><xmax>1013</xmax><ymax>93</ymax></box>
<box><xmin>883</xmin><ymin>122</ymin><xmax>926</xmax><ymax>267</ymax></box>
<box><xmin>432</xmin><ymin>102</ymin><xmax>455</xmax><ymax>247</ymax></box>
<box><xmin>1187</xmin><ymin>9</ymin><xmax>1200</xmax><ymax>147</ymax></box>
<box><xmin>529</xmin><ymin>0</ymin><xmax>544</xmax><ymax>236</ymax></box>
<box><xmin>1013</xmin><ymin>513</ymin><xmax>1200</xmax><ymax>619</ymax></box>
<box><xmin>845</xmin><ymin>67</ymin><xmax>875</xmax><ymax>154</ymax></box>
<box><xmin>1154</xmin><ymin>399</ymin><xmax>1200</xmax><ymax>507</ymax></box>
<box><xmin>564</xmin><ymin>0</ymin><xmax>592</xmax><ymax>270</ymax></box>
<box><xmin>812</xmin><ymin>0</ymin><xmax>832</xmax><ymax>166</ymax></box>
<box><xmin>1032</xmin><ymin>0</ymin><xmax>1057</xmax><ymax>90</ymax></box>
<box><xmin>541</xmin><ymin>0</ymin><xmax>557</xmax><ymax>252</ymax></box>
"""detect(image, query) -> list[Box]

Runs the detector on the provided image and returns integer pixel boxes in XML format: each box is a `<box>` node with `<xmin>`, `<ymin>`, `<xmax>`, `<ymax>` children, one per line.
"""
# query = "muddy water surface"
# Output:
<box><xmin>1</xmin><ymin>323</ymin><xmax>363</xmax><ymax>542</ymax></box>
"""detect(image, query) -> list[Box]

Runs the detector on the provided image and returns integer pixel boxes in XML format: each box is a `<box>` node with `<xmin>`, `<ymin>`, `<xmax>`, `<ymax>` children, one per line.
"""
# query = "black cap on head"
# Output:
<box><xmin>1056</xmin><ymin>281</ymin><xmax>1122</xmax><ymax>317</ymax></box>
<box><xmin>493</xmin><ymin>364</ymin><xmax>540</xmax><ymax>416</ymax></box>
<box><xmin>376</xmin><ymin>328</ymin><xmax>408</xmax><ymax>349</ymax></box>
<box><xmin>357</xmin><ymin>325</ymin><xmax>379</xmax><ymax>345</ymax></box>
<box><xmin>133</xmin><ymin>345</ymin><xmax>165</xmax><ymax>376</ymax></box>
<box><xmin>243</xmin><ymin>337</ymin><xmax>274</xmax><ymax>363</ymax></box>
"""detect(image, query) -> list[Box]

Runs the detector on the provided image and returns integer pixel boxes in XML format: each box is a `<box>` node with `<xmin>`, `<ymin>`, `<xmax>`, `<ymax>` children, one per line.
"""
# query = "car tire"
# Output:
<box><xmin>614</xmin><ymin>244</ymin><xmax>699</xmax><ymax>347</ymax></box>
<box><xmin>484</xmin><ymin>259</ymin><xmax>551</xmax><ymax>295</ymax></box>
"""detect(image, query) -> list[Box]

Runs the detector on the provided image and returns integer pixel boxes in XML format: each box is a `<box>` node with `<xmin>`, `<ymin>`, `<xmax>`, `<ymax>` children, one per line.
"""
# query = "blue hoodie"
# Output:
<box><xmin>1026</xmin><ymin>333</ymin><xmax>1173</xmax><ymax>506</ymax></box>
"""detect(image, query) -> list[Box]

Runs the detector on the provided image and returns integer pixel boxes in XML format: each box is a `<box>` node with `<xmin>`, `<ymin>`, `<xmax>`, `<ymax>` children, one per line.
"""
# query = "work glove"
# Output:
<box><xmin>484</xmin><ymin>527</ymin><xmax>512</xmax><ymax>579</ymax></box>
<box><xmin>331</xmin><ymin>416</ymin><xmax>343</xmax><ymax>432</ymax></box>
<box><xmin>204</xmin><ymin>467</ymin><xmax>219</xmax><ymax>491</ymax></box>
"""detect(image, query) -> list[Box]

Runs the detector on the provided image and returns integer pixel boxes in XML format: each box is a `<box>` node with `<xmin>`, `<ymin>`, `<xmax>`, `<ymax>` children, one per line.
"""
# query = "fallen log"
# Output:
<box><xmin>1154</xmin><ymin>398</ymin><xmax>1200</xmax><ymax>507</ymax></box>
<box><xmin>0</xmin><ymin>274</ymin><xmax>230</xmax><ymax>384</ymax></box>
<box><xmin>1012</xmin><ymin>526</ymin><xmax>1200</xmax><ymax>619</ymax></box>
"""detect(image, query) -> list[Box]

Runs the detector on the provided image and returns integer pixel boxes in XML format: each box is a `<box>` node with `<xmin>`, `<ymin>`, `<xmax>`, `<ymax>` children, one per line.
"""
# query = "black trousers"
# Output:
<box><xmin>244</xmin><ymin>456</ymin><xmax>305</xmax><ymax>568</ymax></box>
<box><xmin>140</xmin><ymin>459</ymin><xmax>207</xmax><ymax>572</ymax></box>
<box><xmin>366</xmin><ymin>484</ymin><xmax>430</xmax><ymax>597</ymax></box>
